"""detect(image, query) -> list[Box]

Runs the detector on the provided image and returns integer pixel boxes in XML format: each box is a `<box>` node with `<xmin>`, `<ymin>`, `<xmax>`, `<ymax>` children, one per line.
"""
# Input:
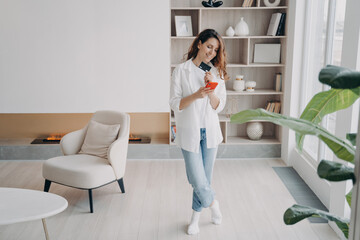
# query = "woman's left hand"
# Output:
<box><xmin>204</xmin><ymin>72</ymin><xmax>214</xmax><ymax>84</ymax></box>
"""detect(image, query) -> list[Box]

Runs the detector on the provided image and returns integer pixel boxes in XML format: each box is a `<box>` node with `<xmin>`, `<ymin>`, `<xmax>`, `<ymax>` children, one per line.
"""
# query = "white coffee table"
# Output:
<box><xmin>0</xmin><ymin>187</ymin><xmax>68</xmax><ymax>240</ymax></box>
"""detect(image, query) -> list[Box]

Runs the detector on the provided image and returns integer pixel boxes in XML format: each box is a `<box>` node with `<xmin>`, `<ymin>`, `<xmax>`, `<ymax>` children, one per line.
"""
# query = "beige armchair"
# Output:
<box><xmin>42</xmin><ymin>111</ymin><xmax>130</xmax><ymax>213</ymax></box>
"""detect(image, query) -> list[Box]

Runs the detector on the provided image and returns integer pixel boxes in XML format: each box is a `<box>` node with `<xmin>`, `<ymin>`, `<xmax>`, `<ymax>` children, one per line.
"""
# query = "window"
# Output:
<box><xmin>300</xmin><ymin>0</ymin><xmax>346</xmax><ymax>162</ymax></box>
<box><xmin>324</xmin><ymin>0</ymin><xmax>346</xmax><ymax>160</ymax></box>
<box><xmin>301</xmin><ymin>0</ymin><xmax>329</xmax><ymax>161</ymax></box>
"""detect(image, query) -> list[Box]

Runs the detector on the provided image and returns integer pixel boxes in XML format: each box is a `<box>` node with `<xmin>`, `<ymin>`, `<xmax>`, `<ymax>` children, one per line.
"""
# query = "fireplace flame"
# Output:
<box><xmin>129</xmin><ymin>133</ymin><xmax>140</xmax><ymax>141</ymax></box>
<box><xmin>46</xmin><ymin>134</ymin><xmax>64</xmax><ymax>141</ymax></box>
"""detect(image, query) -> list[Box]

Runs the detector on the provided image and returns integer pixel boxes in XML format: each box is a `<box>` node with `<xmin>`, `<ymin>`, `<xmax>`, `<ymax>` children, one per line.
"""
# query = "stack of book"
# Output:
<box><xmin>242</xmin><ymin>0</ymin><xmax>254</xmax><ymax>7</ymax></box>
<box><xmin>275</xmin><ymin>73</ymin><xmax>282</xmax><ymax>92</ymax></box>
<box><xmin>267</xmin><ymin>13</ymin><xmax>286</xmax><ymax>36</ymax></box>
<box><xmin>265</xmin><ymin>101</ymin><xmax>281</xmax><ymax>113</ymax></box>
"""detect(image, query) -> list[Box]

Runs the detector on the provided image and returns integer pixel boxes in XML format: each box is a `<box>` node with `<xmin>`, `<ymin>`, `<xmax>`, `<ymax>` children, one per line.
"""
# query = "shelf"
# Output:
<box><xmin>172</xmin><ymin>63</ymin><xmax>285</xmax><ymax>68</ymax></box>
<box><xmin>173</xmin><ymin>115</ymin><xmax>230</xmax><ymax>123</ymax></box>
<box><xmin>171</xmin><ymin>36</ymin><xmax>286</xmax><ymax>40</ymax></box>
<box><xmin>223</xmin><ymin>136</ymin><xmax>280</xmax><ymax>145</ymax></box>
<box><xmin>219</xmin><ymin>114</ymin><xmax>275</xmax><ymax>123</ymax></box>
<box><xmin>170</xmin><ymin>1</ymin><xmax>287</xmax><ymax>146</ymax></box>
<box><xmin>227</xmin><ymin>63</ymin><xmax>285</xmax><ymax>68</ymax></box>
<box><xmin>226</xmin><ymin>89</ymin><xmax>283</xmax><ymax>96</ymax></box>
<box><xmin>171</xmin><ymin>36</ymin><xmax>196</xmax><ymax>40</ymax></box>
<box><xmin>172</xmin><ymin>115</ymin><xmax>274</xmax><ymax>123</ymax></box>
<box><xmin>171</xmin><ymin>7</ymin><xmax>288</xmax><ymax>10</ymax></box>
<box><xmin>222</xmin><ymin>36</ymin><xmax>287</xmax><ymax>39</ymax></box>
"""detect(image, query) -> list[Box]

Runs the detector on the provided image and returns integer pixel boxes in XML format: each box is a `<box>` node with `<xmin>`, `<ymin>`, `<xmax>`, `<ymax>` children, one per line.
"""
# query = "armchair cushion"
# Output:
<box><xmin>42</xmin><ymin>154</ymin><xmax>116</xmax><ymax>189</ymax></box>
<box><xmin>79</xmin><ymin>120</ymin><xmax>120</xmax><ymax>159</ymax></box>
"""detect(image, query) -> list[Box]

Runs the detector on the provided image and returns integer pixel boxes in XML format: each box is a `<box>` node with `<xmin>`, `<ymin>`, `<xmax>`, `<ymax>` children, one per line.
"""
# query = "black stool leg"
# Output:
<box><xmin>44</xmin><ymin>180</ymin><xmax>51</xmax><ymax>192</ymax></box>
<box><xmin>117</xmin><ymin>178</ymin><xmax>125</xmax><ymax>193</ymax></box>
<box><xmin>88</xmin><ymin>189</ymin><xmax>94</xmax><ymax>213</ymax></box>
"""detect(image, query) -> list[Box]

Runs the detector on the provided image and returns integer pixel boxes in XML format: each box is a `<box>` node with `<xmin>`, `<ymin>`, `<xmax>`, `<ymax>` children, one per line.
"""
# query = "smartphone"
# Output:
<box><xmin>205</xmin><ymin>82</ymin><xmax>218</xmax><ymax>90</ymax></box>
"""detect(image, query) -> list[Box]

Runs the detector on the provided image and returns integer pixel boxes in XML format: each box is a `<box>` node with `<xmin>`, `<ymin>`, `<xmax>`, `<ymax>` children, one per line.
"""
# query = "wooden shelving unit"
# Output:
<box><xmin>170</xmin><ymin>0</ymin><xmax>288</xmax><ymax>145</ymax></box>
<box><xmin>226</xmin><ymin>89</ymin><xmax>283</xmax><ymax>96</ymax></box>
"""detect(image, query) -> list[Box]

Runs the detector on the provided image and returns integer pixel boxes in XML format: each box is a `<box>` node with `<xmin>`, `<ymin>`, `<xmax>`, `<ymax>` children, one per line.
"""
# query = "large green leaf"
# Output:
<box><xmin>317</xmin><ymin>160</ymin><xmax>355</xmax><ymax>183</ymax></box>
<box><xmin>297</xmin><ymin>88</ymin><xmax>360</xmax><ymax>149</ymax></box>
<box><xmin>230</xmin><ymin>109</ymin><xmax>355</xmax><ymax>162</ymax></box>
<box><xmin>319</xmin><ymin>65</ymin><xmax>360</xmax><ymax>89</ymax></box>
<box><xmin>284</xmin><ymin>204</ymin><xmax>349</xmax><ymax>238</ymax></box>
<box><xmin>347</xmin><ymin>133</ymin><xmax>357</xmax><ymax>146</ymax></box>
<box><xmin>346</xmin><ymin>190</ymin><xmax>352</xmax><ymax>207</ymax></box>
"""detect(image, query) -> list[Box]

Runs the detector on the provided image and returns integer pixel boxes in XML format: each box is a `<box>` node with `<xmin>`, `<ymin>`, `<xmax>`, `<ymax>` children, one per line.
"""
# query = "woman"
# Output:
<box><xmin>169</xmin><ymin>29</ymin><xmax>228</xmax><ymax>235</ymax></box>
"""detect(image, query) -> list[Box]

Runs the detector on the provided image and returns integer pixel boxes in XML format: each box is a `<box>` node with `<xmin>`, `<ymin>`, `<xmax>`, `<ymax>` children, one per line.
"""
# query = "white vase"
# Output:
<box><xmin>233</xmin><ymin>80</ymin><xmax>245</xmax><ymax>91</ymax></box>
<box><xmin>246</xmin><ymin>122</ymin><xmax>264</xmax><ymax>140</ymax></box>
<box><xmin>245</xmin><ymin>81</ymin><xmax>256</xmax><ymax>92</ymax></box>
<box><xmin>235</xmin><ymin>17</ymin><xmax>249</xmax><ymax>36</ymax></box>
<box><xmin>263</xmin><ymin>0</ymin><xmax>281</xmax><ymax>7</ymax></box>
<box><xmin>225</xmin><ymin>26</ymin><xmax>235</xmax><ymax>37</ymax></box>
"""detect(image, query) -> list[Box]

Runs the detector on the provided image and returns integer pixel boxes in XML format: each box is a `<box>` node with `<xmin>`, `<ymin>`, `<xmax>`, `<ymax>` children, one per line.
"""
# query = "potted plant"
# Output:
<box><xmin>230</xmin><ymin>65</ymin><xmax>360</xmax><ymax>239</ymax></box>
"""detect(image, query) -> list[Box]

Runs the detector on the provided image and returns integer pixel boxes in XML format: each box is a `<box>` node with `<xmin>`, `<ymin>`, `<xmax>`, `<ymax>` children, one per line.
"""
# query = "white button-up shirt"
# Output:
<box><xmin>169</xmin><ymin>59</ymin><xmax>227</xmax><ymax>153</ymax></box>
<box><xmin>190</xmin><ymin>61</ymin><xmax>208</xmax><ymax>128</ymax></box>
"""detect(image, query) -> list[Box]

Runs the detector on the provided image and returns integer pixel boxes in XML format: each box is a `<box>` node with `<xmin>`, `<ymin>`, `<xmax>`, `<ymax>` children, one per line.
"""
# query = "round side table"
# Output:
<box><xmin>0</xmin><ymin>187</ymin><xmax>68</xmax><ymax>240</ymax></box>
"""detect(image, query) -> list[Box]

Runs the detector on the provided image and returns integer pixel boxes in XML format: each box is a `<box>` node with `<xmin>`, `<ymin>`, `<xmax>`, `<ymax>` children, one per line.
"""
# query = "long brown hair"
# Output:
<box><xmin>186</xmin><ymin>29</ymin><xmax>229</xmax><ymax>80</ymax></box>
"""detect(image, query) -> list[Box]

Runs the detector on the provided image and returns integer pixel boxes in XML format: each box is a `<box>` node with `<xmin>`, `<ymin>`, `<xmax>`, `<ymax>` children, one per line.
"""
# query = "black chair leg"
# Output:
<box><xmin>88</xmin><ymin>189</ymin><xmax>94</xmax><ymax>213</ymax></box>
<box><xmin>44</xmin><ymin>180</ymin><xmax>51</xmax><ymax>192</ymax></box>
<box><xmin>117</xmin><ymin>178</ymin><xmax>125</xmax><ymax>193</ymax></box>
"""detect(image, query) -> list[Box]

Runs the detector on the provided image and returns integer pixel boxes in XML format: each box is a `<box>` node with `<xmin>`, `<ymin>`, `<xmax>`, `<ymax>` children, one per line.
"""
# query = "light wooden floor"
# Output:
<box><xmin>0</xmin><ymin>159</ymin><xmax>340</xmax><ymax>240</ymax></box>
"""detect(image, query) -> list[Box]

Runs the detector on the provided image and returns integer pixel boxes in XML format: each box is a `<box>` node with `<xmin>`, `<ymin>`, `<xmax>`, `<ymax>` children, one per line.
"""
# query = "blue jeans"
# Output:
<box><xmin>181</xmin><ymin>128</ymin><xmax>218</xmax><ymax>212</ymax></box>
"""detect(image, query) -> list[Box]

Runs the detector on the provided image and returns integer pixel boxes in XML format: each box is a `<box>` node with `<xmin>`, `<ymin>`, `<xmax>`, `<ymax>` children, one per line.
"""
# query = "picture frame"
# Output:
<box><xmin>175</xmin><ymin>16</ymin><xmax>193</xmax><ymax>37</ymax></box>
<box><xmin>253</xmin><ymin>43</ymin><xmax>281</xmax><ymax>63</ymax></box>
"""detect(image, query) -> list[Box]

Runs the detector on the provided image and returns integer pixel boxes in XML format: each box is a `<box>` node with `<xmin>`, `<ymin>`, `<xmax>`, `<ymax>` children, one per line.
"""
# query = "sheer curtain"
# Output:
<box><xmin>300</xmin><ymin>0</ymin><xmax>346</xmax><ymax>163</ymax></box>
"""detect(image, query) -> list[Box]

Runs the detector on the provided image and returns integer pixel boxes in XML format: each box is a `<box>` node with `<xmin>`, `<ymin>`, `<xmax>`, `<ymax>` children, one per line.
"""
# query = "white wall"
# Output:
<box><xmin>0</xmin><ymin>0</ymin><xmax>170</xmax><ymax>113</ymax></box>
<box><xmin>281</xmin><ymin>0</ymin><xmax>305</xmax><ymax>166</ymax></box>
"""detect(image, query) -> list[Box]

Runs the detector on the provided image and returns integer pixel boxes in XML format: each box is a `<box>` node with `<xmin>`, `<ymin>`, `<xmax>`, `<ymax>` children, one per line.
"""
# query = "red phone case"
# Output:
<box><xmin>205</xmin><ymin>82</ymin><xmax>218</xmax><ymax>89</ymax></box>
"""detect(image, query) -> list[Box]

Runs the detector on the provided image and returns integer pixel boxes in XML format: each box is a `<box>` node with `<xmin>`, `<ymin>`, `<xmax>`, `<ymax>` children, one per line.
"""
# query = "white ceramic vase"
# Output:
<box><xmin>245</xmin><ymin>81</ymin><xmax>256</xmax><ymax>92</ymax></box>
<box><xmin>263</xmin><ymin>0</ymin><xmax>281</xmax><ymax>7</ymax></box>
<box><xmin>246</xmin><ymin>122</ymin><xmax>264</xmax><ymax>140</ymax></box>
<box><xmin>225</xmin><ymin>26</ymin><xmax>235</xmax><ymax>37</ymax></box>
<box><xmin>233</xmin><ymin>80</ymin><xmax>245</xmax><ymax>91</ymax></box>
<box><xmin>235</xmin><ymin>17</ymin><xmax>249</xmax><ymax>36</ymax></box>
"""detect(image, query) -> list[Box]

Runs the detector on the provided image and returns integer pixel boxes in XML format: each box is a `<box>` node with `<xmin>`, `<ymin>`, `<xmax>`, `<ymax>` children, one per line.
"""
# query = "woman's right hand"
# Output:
<box><xmin>194</xmin><ymin>87</ymin><xmax>214</xmax><ymax>99</ymax></box>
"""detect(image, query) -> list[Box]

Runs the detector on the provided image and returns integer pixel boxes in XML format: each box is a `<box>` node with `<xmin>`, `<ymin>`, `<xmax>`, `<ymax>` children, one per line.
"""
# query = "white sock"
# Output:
<box><xmin>187</xmin><ymin>210</ymin><xmax>200</xmax><ymax>235</ymax></box>
<box><xmin>210</xmin><ymin>200</ymin><xmax>222</xmax><ymax>225</ymax></box>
